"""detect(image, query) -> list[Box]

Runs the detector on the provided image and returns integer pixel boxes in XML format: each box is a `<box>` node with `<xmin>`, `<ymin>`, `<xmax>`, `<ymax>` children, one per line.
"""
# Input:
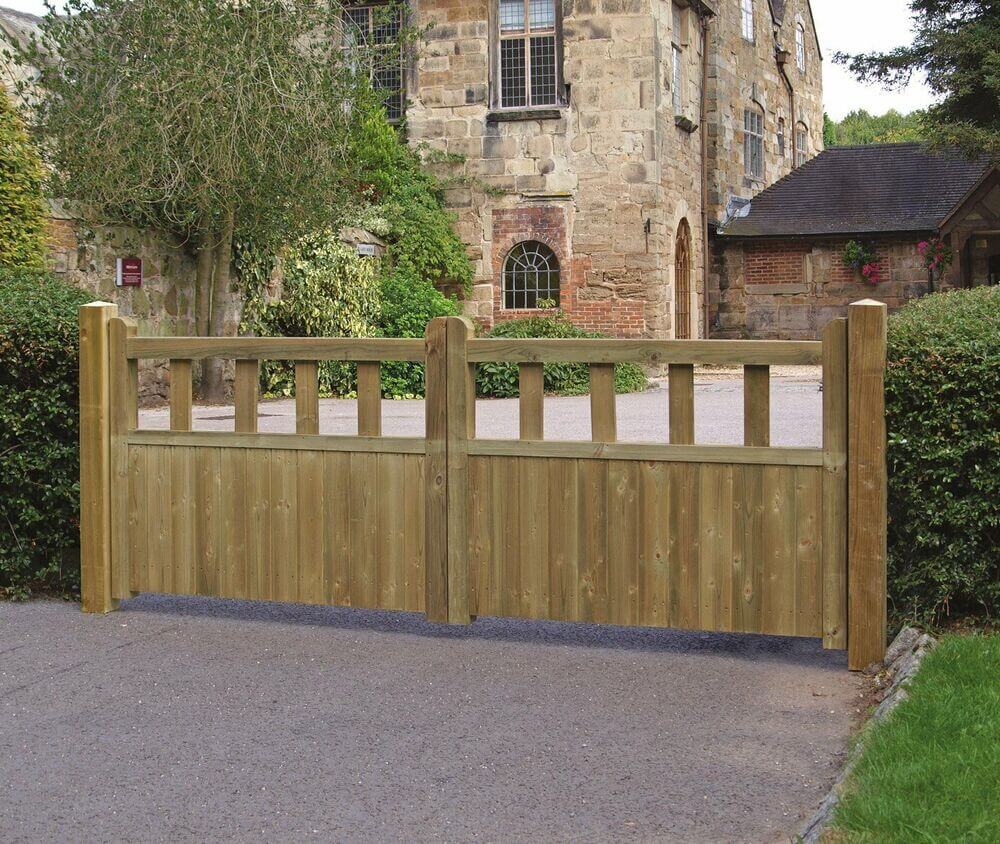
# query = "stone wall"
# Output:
<box><xmin>711</xmin><ymin>236</ymin><xmax>950</xmax><ymax>339</ymax></box>
<box><xmin>705</xmin><ymin>0</ymin><xmax>824</xmax><ymax>224</ymax></box>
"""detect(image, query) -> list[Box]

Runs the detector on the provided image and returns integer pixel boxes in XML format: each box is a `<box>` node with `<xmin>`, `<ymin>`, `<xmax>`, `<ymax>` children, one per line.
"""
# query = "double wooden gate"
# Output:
<box><xmin>80</xmin><ymin>301</ymin><xmax>888</xmax><ymax>669</ymax></box>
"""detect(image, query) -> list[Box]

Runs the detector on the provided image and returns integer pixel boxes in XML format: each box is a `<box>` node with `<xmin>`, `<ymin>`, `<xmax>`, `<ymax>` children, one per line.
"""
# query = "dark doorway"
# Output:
<box><xmin>990</xmin><ymin>254</ymin><xmax>1000</xmax><ymax>286</ymax></box>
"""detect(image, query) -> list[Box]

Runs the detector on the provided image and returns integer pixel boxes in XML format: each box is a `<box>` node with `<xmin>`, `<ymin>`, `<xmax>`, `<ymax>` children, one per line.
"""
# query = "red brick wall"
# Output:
<box><xmin>744</xmin><ymin>241</ymin><xmax>811</xmax><ymax>286</ymax></box>
<box><xmin>489</xmin><ymin>206</ymin><xmax>646</xmax><ymax>337</ymax></box>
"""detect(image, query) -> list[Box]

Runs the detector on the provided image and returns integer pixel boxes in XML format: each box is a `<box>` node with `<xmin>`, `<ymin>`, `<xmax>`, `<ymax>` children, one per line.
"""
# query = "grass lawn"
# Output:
<box><xmin>832</xmin><ymin>634</ymin><xmax>999</xmax><ymax>843</ymax></box>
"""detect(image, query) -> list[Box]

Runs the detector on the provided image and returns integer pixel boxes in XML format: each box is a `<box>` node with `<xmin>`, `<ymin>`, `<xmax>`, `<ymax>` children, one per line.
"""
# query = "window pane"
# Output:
<box><xmin>343</xmin><ymin>7</ymin><xmax>369</xmax><ymax>45</ymax></box>
<box><xmin>529</xmin><ymin>0</ymin><xmax>555</xmax><ymax>31</ymax></box>
<box><xmin>500</xmin><ymin>0</ymin><xmax>525</xmax><ymax>33</ymax></box>
<box><xmin>530</xmin><ymin>36</ymin><xmax>557</xmax><ymax>106</ymax></box>
<box><xmin>672</xmin><ymin>46</ymin><xmax>682</xmax><ymax>113</ymax></box>
<box><xmin>504</xmin><ymin>241</ymin><xmax>560</xmax><ymax>309</ymax></box>
<box><xmin>372</xmin><ymin>7</ymin><xmax>401</xmax><ymax>45</ymax></box>
<box><xmin>500</xmin><ymin>39</ymin><xmax>527</xmax><ymax>108</ymax></box>
<box><xmin>374</xmin><ymin>57</ymin><xmax>403</xmax><ymax>121</ymax></box>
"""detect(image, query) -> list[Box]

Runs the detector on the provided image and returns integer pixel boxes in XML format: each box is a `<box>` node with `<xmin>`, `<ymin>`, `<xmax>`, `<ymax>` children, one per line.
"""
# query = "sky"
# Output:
<box><xmin>3</xmin><ymin>0</ymin><xmax>936</xmax><ymax>121</ymax></box>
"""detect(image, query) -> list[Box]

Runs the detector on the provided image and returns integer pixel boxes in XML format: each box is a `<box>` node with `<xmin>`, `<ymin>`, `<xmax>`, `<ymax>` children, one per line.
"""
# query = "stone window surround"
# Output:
<box><xmin>795</xmin><ymin>19</ymin><xmax>807</xmax><ymax>72</ymax></box>
<box><xmin>740</xmin><ymin>0</ymin><xmax>755</xmax><ymax>42</ymax></box>
<box><xmin>491</xmin><ymin>206</ymin><xmax>571</xmax><ymax>318</ymax></box>
<box><xmin>489</xmin><ymin>0</ymin><xmax>567</xmax><ymax>114</ymax></box>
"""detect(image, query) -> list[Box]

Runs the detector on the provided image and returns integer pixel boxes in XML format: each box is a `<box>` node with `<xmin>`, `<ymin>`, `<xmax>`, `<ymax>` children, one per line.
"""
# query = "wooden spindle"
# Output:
<box><xmin>295</xmin><ymin>361</ymin><xmax>319</xmax><ymax>435</ymax></box>
<box><xmin>234</xmin><ymin>359</ymin><xmax>259</xmax><ymax>433</ymax></box>
<box><xmin>668</xmin><ymin>363</ymin><xmax>695</xmax><ymax>444</ymax></box>
<box><xmin>170</xmin><ymin>359</ymin><xmax>193</xmax><ymax>432</ymax></box>
<box><xmin>743</xmin><ymin>364</ymin><xmax>770</xmax><ymax>447</ymax></box>
<box><xmin>589</xmin><ymin>363</ymin><xmax>616</xmax><ymax>442</ymax></box>
<box><xmin>519</xmin><ymin>363</ymin><xmax>544</xmax><ymax>440</ymax></box>
<box><xmin>357</xmin><ymin>361</ymin><xmax>381</xmax><ymax>437</ymax></box>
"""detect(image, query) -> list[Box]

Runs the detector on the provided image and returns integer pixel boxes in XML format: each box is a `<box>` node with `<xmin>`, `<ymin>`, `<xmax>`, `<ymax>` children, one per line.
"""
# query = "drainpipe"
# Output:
<box><xmin>699</xmin><ymin>13</ymin><xmax>711</xmax><ymax>339</ymax></box>
<box><xmin>776</xmin><ymin>48</ymin><xmax>796</xmax><ymax>163</ymax></box>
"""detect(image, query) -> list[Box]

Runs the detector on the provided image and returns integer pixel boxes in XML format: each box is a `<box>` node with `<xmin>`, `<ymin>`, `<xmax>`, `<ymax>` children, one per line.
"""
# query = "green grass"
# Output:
<box><xmin>832</xmin><ymin>635</ymin><xmax>1000</xmax><ymax>843</ymax></box>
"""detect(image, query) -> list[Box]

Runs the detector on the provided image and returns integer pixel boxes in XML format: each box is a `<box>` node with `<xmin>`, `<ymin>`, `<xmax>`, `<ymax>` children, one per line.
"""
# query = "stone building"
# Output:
<box><xmin>713</xmin><ymin>143</ymin><xmax>999</xmax><ymax>339</ymax></box>
<box><xmin>402</xmin><ymin>0</ymin><xmax>824</xmax><ymax>338</ymax></box>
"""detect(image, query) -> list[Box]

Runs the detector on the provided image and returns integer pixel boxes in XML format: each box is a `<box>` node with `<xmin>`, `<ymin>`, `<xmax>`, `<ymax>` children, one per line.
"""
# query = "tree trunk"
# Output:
<box><xmin>200</xmin><ymin>215</ymin><xmax>236</xmax><ymax>402</ymax></box>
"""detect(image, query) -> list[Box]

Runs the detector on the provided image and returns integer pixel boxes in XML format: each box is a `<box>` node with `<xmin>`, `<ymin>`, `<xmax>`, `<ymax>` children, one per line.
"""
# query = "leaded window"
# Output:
<box><xmin>503</xmin><ymin>241</ymin><xmax>560</xmax><ymax>309</ymax></box>
<box><xmin>796</xmin><ymin>126</ymin><xmax>808</xmax><ymax>167</ymax></box>
<box><xmin>741</xmin><ymin>0</ymin><xmax>754</xmax><ymax>41</ymax></box>
<box><xmin>796</xmin><ymin>22</ymin><xmax>806</xmax><ymax>71</ymax></box>
<box><xmin>744</xmin><ymin>108</ymin><xmax>764</xmax><ymax>180</ymax></box>
<box><xmin>672</xmin><ymin>3</ymin><xmax>684</xmax><ymax>114</ymax></box>
<box><xmin>672</xmin><ymin>45</ymin><xmax>683</xmax><ymax>114</ymax></box>
<box><xmin>777</xmin><ymin>118</ymin><xmax>786</xmax><ymax>157</ymax></box>
<box><xmin>498</xmin><ymin>0</ymin><xmax>560</xmax><ymax>109</ymax></box>
<box><xmin>343</xmin><ymin>4</ymin><xmax>405</xmax><ymax>121</ymax></box>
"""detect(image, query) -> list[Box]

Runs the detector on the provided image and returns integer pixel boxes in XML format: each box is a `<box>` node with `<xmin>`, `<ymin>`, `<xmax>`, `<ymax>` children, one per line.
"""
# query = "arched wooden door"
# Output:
<box><xmin>674</xmin><ymin>219</ymin><xmax>692</xmax><ymax>339</ymax></box>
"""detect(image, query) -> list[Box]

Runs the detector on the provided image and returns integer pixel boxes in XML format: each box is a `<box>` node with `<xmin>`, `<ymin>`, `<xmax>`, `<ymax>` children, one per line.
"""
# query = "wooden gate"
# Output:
<box><xmin>80</xmin><ymin>301</ymin><xmax>887</xmax><ymax>669</ymax></box>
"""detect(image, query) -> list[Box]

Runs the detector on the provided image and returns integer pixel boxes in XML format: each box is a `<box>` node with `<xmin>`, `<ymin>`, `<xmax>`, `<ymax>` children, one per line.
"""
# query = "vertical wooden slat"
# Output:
<box><xmin>733</xmin><ymin>464</ymin><xmax>764</xmax><ymax>633</ymax></box>
<box><xmin>795</xmin><ymin>466</ymin><xmax>824</xmax><ymax>637</ymax></box>
<box><xmin>519</xmin><ymin>363</ymin><xmax>544</xmax><ymax>440</ymax></box>
<box><xmin>667</xmin><ymin>463</ymin><xmax>699</xmax><ymax>629</ymax></box>
<box><xmin>377</xmin><ymin>453</ymin><xmax>405</xmax><ymax>610</ymax></box>
<box><xmin>848</xmin><ymin>300</ymin><xmax>888</xmax><ymax>670</ymax></box>
<box><xmin>822</xmin><ymin>318</ymin><xmax>849</xmax><ymax>650</ymax></box>
<box><xmin>170</xmin><ymin>360</ymin><xmax>193</xmax><ymax>432</ymax></box>
<box><xmin>607</xmin><ymin>461</ymin><xmax>639</xmax><ymax>626</ymax></box>
<box><xmin>424</xmin><ymin>317</ymin><xmax>449</xmax><ymax>622</ymax></box>
<box><xmin>589</xmin><ymin>364</ymin><xmax>617</xmax><ymax>442</ymax></box>
<box><xmin>518</xmin><ymin>457</ymin><xmax>549</xmax><ymax>618</ymax></box>
<box><xmin>357</xmin><ymin>361</ymin><xmax>382</xmax><ymax>437</ymax></box>
<box><xmin>109</xmin><ymin>317</ymin><xmax>137</xmax><ymax>601</ymax></box>
<box><xmin>220</xmin><ymin>448</ymin><xmax>248</xmax><ymax>599</ymax></box>
<box><xmin>171</xmin><ymin>447</ymin><xmax>196</xmax><ymax>596</ymax></box>
<box><xmin>547</xmin><ymin>458</ymin><xmax>579</xmax><ymax>622</ymax></box>
<box><xmin>403</xmin><ymin>455</ymin><xmax>426</xmax><ymax>613</ymax></box>
<box><xmin>322</xmin><ymin>452</ymin><xmax>350</xmax><ymax>607</ymax></box>
<box><xmin>146</xmin><ymin>446</ymin><xmax>171</xmax><ymax>593</ymax></box>
<box><xmin>127</xmin><ymin>445</ymin><xmax>147</xmax><ymax>593</ymax></box>
<box><xmin>468</xmin><ymin>456</ymin><xmax>492</xmax><ymax>616</ymax></box>
<box><xmin>297</xmin><ymin>450</ymin><xmax>325</xmax><ymax>604</ymax></box>
<box><xmin>271</xmin><ymin>450</ymin><xmax>299</xmax><ymax>602</ymax></box>
<box><xmin>445</xmin><ymin>317</ymin><xmax>475</xmax><ymax>623</ymax></box>
<box><xmin>761</xmin><ymin>466</ymin><xmax>797</xmax><ymax>635</ymax></box>
<box><xmin>668</xmin><ymin>363</ymin><xmax>695</xmax><ymax>444</ymax></box>
<box><xmin>79</xmin><ymin>302</ymin><xmax>117</xmax><ymax>614</ymax></box>
<box><xmin>295</xmin><ymin>361</ymin><xmax>320</xmax><ymax>435</ymax></box>
<box><xmin>492</xmin><ymin>456</ymin><xmax>520</xmax><ymax>617</ymax></box>
<box><xmin>698</xmin><ymin>464</ymin><xmax>734</xmax><ymax>632</ymax></box>
<box><xmin>638</xmin><ymin>460</ymin><xmax>669</xmax><ymax>627</ymax></box>
<box><xmin>247</xmin><ymin>450</ymin><xmax>271</xmax><ymax>600</ymax></box>
<box><xmin>578</xmin><ymin>459</ymin><xmax>609</xmax><ymax>623</ymax></box>
<box><xmin>743</xmin><ymin>365</ymin><xmax>770</xmax><ymax>447</ymax></box>
<box><xmin>234</xmin><ymin>359</ymin><xmax>259</xmax><ymax>434</ymax></box>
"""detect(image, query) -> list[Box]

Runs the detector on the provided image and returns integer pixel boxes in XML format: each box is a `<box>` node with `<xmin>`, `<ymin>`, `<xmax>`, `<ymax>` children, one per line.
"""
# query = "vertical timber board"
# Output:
<box><xmin>607</xmin><ymin>461</ymin><xmax>639</xmax><ymax>626</ymax></box>
<box><xmin>698</xmin><ymin>464</ymin><xmax>734</xmax><ymax>632</ymax></box>
<box><xmin>297</xmin><ymin>450</ymin><xmax>325</xmax><ymax>604</ymax></box>
<box><xmin>578</xmin><ymin>459</ymin><xmax>609</xmax><ymax>623</ymax></box>
<box><xmin>795</xmin><ymin>466</ymin><xmax>824</xmax><ymax>637</ymax></box>
<box><xmin>377</xmin><ymin>453</ymin><xmax>406</xmax><ymax>610</ymax></box>
<box><xmin>171</xmin><ymin>446</ymin><xmax>196</xmax><ymax>596</ymax></box>
<box><xmin>743</xmin><ymin>365</ymin><xmax>770</xmax><ymax>447</ymax></box>
<box><xmin>234</xmin><ymin>360</ymin><xmax>259</xmax><ymax>434</ymax></box>
<box><xmin>357</xmin><ymin>362</ymin><xmax>382</xmax><ymax>437</ymax></box>
<box><xmin>109</xmin><ymin>317</ymin><xmax>137</xmax><ymax>600</ymax></box>
<box><xmin>518</xmin><ymin>457</ymin><xmax>549</xmax><ymax>618</ymax></box>
<box><xmin>322</xmin><ymin>451</ymin><xmax>350</xmax><ymax>607</ymax></box>
<box><xmin>519</xmin><ymin>363</ymin><xmax>544</xmax><ymax>440</ymax></box>
<box><xmin>295</xmin><ymin>362</ymin><xmax>320</xmax><ymax>436</ymax></box>
<box><xmin>403</xmin><ymin>455</ymin><xmax>426</xmax><ymax>613</ymax></box>
<box><xmin>80</xmin><ymin>303</ymin><xmax>117</xmax><ymax>614</ymax></box>
<box><xmin>468</xmin><ymin>456</ymin><xmax>492</xmax><ymax>616</ymax></box>
<box><xmin>547</xmin><ymin>458</ymin><xmax>579</xmax><ymax>622</ymax></box>
<box><xmin>170</xmin><ymin>360</ymin><xmax>193</xmax><ymax>432</ymax></box>
<box><xmin>822</xmin><ymin>318</ymin><xmax>849</xmax><ymax>649</ymax></box>
<box><xmin>589</xmin><ymin>364</ymin><xmax>617</xmax><ymax>442</ymax></box>
<box><xmin>848</xmin><ymin>301</ymin><xmax>888</xmax><ymax>670</ymax></box>
<box><xmin>445</xmin><ymin>318</ymin><xmax>474</xmax><ymax>623</ymax></box>
<box><xmin>424</xmin><ymin>318</ymin><xmax>449</xmax><ymax>622</ymax></box>
<box><xmin>669</xmin><ymin>364</ymin><xmax>695</xmax><ymax>444</ymax></box>
<box><xmin>638</xmin><ymin>460</ymin><xmax>669</xmax><ymax>627</ymax></box>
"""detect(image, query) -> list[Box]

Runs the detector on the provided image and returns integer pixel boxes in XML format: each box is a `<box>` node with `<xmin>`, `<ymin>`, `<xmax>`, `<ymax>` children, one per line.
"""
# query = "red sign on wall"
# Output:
<box><xmin>116</xmin><ymin>257</ymin><xmax>143</xmax><ymax>287</ymax></box>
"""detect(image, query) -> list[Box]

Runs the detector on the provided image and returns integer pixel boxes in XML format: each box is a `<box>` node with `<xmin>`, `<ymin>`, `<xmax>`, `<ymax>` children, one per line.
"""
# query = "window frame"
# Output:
<box><xmin>744</xmin><ymin>107</ymin><xmax>764</xmax><ymax>181</ymax></box>
<box><xmin>342</xmin><ymin>2</ymin><xmax>407</xmax><ymax>123</ymax></box>
<box><xmin>502</xmin><ymin>240</ymin><xmax>562</xmax><ymax>310</ymax></box>
<box><xmin>741</xmin><ymin>0</ymin><xmax>755</xmax><ymax>42</ymax></box>
<box><xmin>671</xmin><ymin>3</ymin><xmax>685</xmax><ymax>115</ymax></box>
<box><xmin>795</xmin><ymin>124</ymin><xmax>809</xmax><ymax>167</ymax></box>
<box><xmin>796</xmin><ymin>21</ymin><xmax>806</xmax><ymax>72</ymax></box>
<box><xmin>777</xmin><ymin>117</ymin><xmax>786</xmax><ymax>157</ymax></box>
<box><xmin>494</xmin><ymin>0</ymin><xmax>565</xmax><ymax>111</ymax></box>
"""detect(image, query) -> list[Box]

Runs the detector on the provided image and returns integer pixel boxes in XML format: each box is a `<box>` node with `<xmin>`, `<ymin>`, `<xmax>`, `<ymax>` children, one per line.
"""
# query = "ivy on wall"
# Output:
<box><xmin>0</xmin><ymin>94</ymin><xmax>47</xmax><ymax>271</ymax></box>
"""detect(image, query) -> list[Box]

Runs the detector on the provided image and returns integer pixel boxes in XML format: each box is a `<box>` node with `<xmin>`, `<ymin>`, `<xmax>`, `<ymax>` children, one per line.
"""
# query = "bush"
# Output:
<box><xmin>886</xmin><ymin>286</ymin><xmax>999</xmax><ymax>625</ymax></box>
<box><xmin>0</xmin><ymin>270</ymin><xmax>91</xmax><ymax>599</ymax></box>
<box><xmin>476</xmin><ymin>315</ymin><xmax>649</xmax><ymax>398</ymax></box>
<box><xmin>0</xmin><ymin>94</ymin><xmax>48</xmax><ymax>271</ymax></box>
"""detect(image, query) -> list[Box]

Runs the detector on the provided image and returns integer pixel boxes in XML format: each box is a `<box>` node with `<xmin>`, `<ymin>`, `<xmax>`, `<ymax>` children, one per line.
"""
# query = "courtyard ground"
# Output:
<box><xmin>1</xmin><ymin>371</ymin><xmax>855</xmax><ymax>842</ymax></box>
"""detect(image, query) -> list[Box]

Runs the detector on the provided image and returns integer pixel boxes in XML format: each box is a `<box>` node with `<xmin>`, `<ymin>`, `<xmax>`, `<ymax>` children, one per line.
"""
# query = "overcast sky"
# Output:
<box><xmin>4</xmin><ymin>0</ymin><xmax>935</xmax><ymax>120</ymax></box>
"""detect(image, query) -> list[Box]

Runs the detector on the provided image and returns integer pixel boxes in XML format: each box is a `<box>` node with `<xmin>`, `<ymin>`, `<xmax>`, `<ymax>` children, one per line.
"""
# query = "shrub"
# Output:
<box><xmin>476</xmin><ymin>315</ymin><xmax>649</xmax><ymax>398</ymax></box>
<box><xmin>885</xmin><ymin>286</ymin><xmax>999</xmax><ymax>625</ymax></box>
<box><xmin>0</xmin><ymin>94</ymin><xmax>48</xmax><ymax>271</ymax></box>
<box><xmin>0</xmin><ymin>270</ymin><xmax>91</xmax><ymax>599</ymax></box>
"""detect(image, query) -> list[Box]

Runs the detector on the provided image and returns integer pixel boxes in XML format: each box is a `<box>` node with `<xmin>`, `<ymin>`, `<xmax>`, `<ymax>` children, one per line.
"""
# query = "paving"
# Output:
<box><xmin>1</xmin><ymin>374</ymin><xmax>858</xmax><ymax>843</ymax></box>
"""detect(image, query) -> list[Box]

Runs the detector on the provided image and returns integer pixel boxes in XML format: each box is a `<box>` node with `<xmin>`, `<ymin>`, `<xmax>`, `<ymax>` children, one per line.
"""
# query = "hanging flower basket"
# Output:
<box><xmin>843</xmin><ymin>240</ymin><xmax>882</xmax><ymax>286</ymax></box>
<box><xmin>918</xmin><ymin>238</ymin><xmax>953</xmax><ymax>275</ymax></box>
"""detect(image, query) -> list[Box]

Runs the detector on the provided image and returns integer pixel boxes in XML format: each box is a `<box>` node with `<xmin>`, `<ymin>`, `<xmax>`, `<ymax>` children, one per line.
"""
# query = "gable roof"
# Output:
<box><xmin>718</xmin><ymin>143</ymin><xmax>995</xmax><ymax>238</ymax></box>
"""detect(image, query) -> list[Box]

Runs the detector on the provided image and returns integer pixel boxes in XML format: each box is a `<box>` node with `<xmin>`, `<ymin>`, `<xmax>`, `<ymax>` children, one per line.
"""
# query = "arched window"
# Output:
<box><xmin>675</xmin><ymin>220</ymin><xmax>692</xmax><ymax>340</ymax></box>
<box><xmin>795</xmin><ymin>123</ymin><xmax>809</xmax><ymax>167</ymax></box>
<box><xmin>796</xmin><ymin>22</ymin><xmax>806</xmax><ymax>71</ymax></box>
<box><xmin>503</xmin><ymin>241</ymin><xmax>561</xmax><ymax>309</ymax></box>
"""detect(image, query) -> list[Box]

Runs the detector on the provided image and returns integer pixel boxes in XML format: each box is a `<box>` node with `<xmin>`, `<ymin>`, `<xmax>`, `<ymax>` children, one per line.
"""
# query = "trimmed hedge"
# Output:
<box><xmin>476</xmin><ymin>315</ymin><xmax>649</xmax><ymax>398</ymax></box>
<box><xmin>886</xmin><ymin>286</ymin><xmax>999</xmax><ymax>624</ymax></box>
<box><xmin>0</xmin><ymin>271</ymin><xmax>91</xmax><ymax>599</ymax></box>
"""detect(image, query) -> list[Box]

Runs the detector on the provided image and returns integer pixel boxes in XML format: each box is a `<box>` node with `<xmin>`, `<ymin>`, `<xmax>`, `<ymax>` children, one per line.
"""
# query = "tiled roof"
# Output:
<box><xmin>719</xmin><ymin>143</ymin><xmax>994</xmax><ymax>238</ymax></box>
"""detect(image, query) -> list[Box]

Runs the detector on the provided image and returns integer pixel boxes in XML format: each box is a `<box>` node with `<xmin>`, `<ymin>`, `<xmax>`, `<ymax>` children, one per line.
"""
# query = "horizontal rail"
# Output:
<box><xmin>468</xmin><ymin>338</ymin><xmax>823</xmax><ymax>366</ymax></box>
<box><xmin>468</xmin><ymin>439</ymin><xmax>824</xmax><ymax>467</ymax></box>
<box><xmin>127</xmin><ymin>337</ymin><xmax>426</xmax><ymax>362</ymax></box>
<box><xmin>127</xmin><ymin>430</ymin><xmax>426</xmax><ymax>455</ymax></box>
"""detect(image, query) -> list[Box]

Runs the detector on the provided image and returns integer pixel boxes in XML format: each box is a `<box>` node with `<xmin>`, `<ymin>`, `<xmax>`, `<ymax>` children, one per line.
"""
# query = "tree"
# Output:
<box><xmin>17</xmin><ymin>0</ymin><xmax>407</xmax><ymax>398</ymax></box>
<box><xmin>826</xmin><ymin>109</ymin><xmax>926</xmax><ymax>146</ymax></box>
<box><xmin>836</xmin><ymin>0</ymin><xmax>1000</xmax><ymax>161</ymax></box>
<box><xmin>0</xmin><ymin>93</ymin><xmax>47</xmax><ymax>271</ymax></box>
<box><xmin>823</xmin><ymin>112</ymin><xmax>838</xmax><ymax>148</ymax></box>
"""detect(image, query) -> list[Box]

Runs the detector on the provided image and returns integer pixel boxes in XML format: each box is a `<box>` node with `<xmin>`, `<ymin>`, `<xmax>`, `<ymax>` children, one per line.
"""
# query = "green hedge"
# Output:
<box><xmin>476</xmin><ymin>315</ymin><xmax>649</xmax><ymax>397</ymax></box>
<box><xmin>886</xmin><ymin>286</ymin><xmax>999</xmax><ymax>624</ymax></box>
<box><xmin>0</xmin><ymin>271</ymin><xmax>91</xmax><ymax>599</ymax></box>
<box><xmin>0</xmin><ymin>94</ymin><xmax>48</xmax><ymax>271</ymax></box>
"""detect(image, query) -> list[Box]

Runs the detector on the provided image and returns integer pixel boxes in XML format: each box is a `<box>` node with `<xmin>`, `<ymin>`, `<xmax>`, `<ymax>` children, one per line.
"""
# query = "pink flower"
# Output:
<box><xmin>918</xmin><ymin>241</ymin><xmax>929</xmax><ymax>256</ymax></box>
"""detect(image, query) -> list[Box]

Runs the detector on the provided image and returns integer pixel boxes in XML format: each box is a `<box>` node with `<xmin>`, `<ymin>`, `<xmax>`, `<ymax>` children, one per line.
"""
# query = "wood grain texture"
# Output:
<box><xmin>109</xmin><ymin>317</ymin><xmax>137</xmax><ymax>600</ymax></box>
<box><xmin>743</xmin><ymin>365</ymin><xmax>770</xmax><ymax>447</ymax></box>
<box><xmin>668</xmin><ymin>364</ymin><xmax>695</xmax><ymax>444</ymax></box>
<box><xmin>423</xmin><ymin>317</ymin><xmax>449</xmax><ymax>622</ymax></box>
<box><xmin>519</xmin><ymin>363</ymin><xmax>544</xmax><ymax>440</ymax></box>
<box><xmin>445</xmin><ymin>317</ymin><xmax>475</xmax><ymax>624</ymax></box>
<box><xmin>589</xmin><ymin>364</ymin><xmax>617</xmax><ymax>442</ymax></box>
<box><xmin>128</xmin><ymin>430</ymin><xmax>424</xmax><ymax>454</ymax></box>
<box><xmin>169</xmin><ymin>360</ymin><xmax>193</xmax><ymax>432</ymax></box>
<box><xmin>847</xmin><ymin>301</ymin><xmax>888</xmax><ymax>670</ymax></box>
<box><xmin>129</xmin><ymin>336</ymin><xmax>425</xmax><ymax>362</ymax></box>
<box><xmin>822</xmin><ymin>319</ymin><xmax>849</xmax><ymax>650</ymax></box>
<box><xmin>357</xmin><ymin>361</ymin><xmax>382</xmax><ymax>437</ymax></box>
<box><xmin>79</xmin><ymin>303</ymin><xmax>117</xmax><ymax>614</ymax></box>
<box><xmin>295</xmin><ymin>362</ymin><xmax>320</xmax><ymax>436</ymax></box>
<box><xmin>234</xmin><ymin>360</ymin><xmax>259</xmax><ymax>434</ymax></box>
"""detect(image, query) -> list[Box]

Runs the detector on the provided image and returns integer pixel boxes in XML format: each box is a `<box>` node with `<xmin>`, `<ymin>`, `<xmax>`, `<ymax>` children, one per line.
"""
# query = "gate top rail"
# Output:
<box><xmin>126</xmin><ymin>336</ymin><xmax>426</xmax><ymax>362</ymax></box>
<box><xmin>468</xmin><ymin>338</ymin><xmax>822</xmax><ymax>366</ymax></box>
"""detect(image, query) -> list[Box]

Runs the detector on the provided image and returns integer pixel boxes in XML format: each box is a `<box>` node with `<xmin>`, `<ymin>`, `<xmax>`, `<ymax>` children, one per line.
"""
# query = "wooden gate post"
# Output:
<box><xmin>847</xmin><ymin>300</ymin><xmax>888</xmax><ymax>670</ymax></box>
<box><xmin>80</xmin><ymin>302</ymin><xmax>118</xmax><ymax>614</ymax></box>
<box><xmin>424</xmin><ymin>316</ymin><xmax>475</xmax><ymax>624</ymax></box>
